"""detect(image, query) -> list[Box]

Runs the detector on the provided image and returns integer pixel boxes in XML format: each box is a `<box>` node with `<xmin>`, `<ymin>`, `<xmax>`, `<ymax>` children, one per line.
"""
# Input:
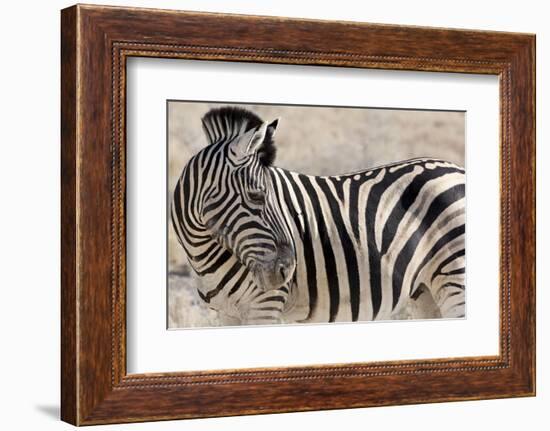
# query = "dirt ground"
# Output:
<box><xmin>167</xmin><ymin>102</ymin><xmax>465</xmax><ymax>329</ymax></box>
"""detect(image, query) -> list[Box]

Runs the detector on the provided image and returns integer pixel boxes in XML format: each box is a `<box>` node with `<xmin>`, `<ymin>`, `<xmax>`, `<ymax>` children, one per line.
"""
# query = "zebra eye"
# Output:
<box><xmin>248</xmin><ymin>189</ymin><xmax>266</xmax><ymax>204</ymax></box>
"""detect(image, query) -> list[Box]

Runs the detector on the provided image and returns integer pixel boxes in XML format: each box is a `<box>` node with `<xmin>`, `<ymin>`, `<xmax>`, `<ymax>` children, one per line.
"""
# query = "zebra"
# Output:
<box><xmin>171</xmin><ymin>106</ymin><xmax>466</xmax><ymax>325</ymax></box>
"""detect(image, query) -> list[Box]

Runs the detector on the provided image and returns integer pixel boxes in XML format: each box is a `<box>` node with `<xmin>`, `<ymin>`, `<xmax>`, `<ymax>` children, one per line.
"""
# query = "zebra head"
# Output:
<box><xmin>180</xmin><ymin>107</ymin><xmax>296</xmax><ymax>291</ymax></box>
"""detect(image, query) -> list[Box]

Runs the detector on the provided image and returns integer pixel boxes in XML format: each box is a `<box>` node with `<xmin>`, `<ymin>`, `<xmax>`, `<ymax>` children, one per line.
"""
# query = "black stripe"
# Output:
<box><xmin>265</xmin><ymin>176</ymin><xmax>292</xmax><ymax>240</ymax></box>
<box><xmin>258</xmin><ymin>295</ymin><xmax>286</xmax><ymax>304</ymax></box>
<box><xmin>192</xmin><ymin>242</ymin><xmax>220</xmax><ymax>262</ymax></box>
<box><xmin>365</xmin><ymin>166</ymin><xmax>416</xmax><ymax>318</ymax></box>
<box><xmin>198</xmin><ymin>249</ymin><xmax>232</xmax><ymax>276</ymax></box>
<box><xmin>200</xmin><ymin>146</ymin><xmax>222</xmax><ymax>186</ymax></box>
<box><xmin>348</xmin><ymin>178</ymin><xmax>362</xmax><ymax>242</ymax></box>
<box><xmin>177</xmin><ymin>162</ymin><xmax>208</xmax><ymax>237</ymax></box>
<box><xmin>431</xmin><ymin>248</ymin><xmax>466</xmax><ymax>282</ymax></box>
<box><xmin>316</xmin><ymin>178</ymin><xmax>361</xmax><ymax>321</ymax></box>
<box><xmin>441</xmin><ymin>267</ymin><xmax>465</xmax><ymax>277</ymax></box>
<box><xmin>227</xmin><ymin>268</ymin><xmax>250</xmax><ymax>297</ymax></box>
<box><xmin>172</xmin><ymin>179</ymin><xmax>210</xmax><ymax>246</ymax></box>
<box><xmin>197</xmin><ymin>289</ymin><xmax>209</xmax><ymax>303</ymax></box>
<box><xmin>204</xmin><ymin>261</ymin><xmax>242</xmax><ymax>301</ymax></box>
<box><xmin>299</xmin><ymin>175</ymin><xmax>340</xmax><ymax>322</ymax></box>
<box><xmin>435</xmin><ymin>282</ymin><xmax>465</xmax><ymax>295</ymax></box>
<box><xmin>328</xmin><ymin>177</ymin><xmax>345</xmax><ymax>203</ymax></box>
<box><xmin>280</xmin><ymin>170</ymin><xmax>318</xmax><ymax>321</ymax></box>
<box><xmin>253</xmin><ymin>307</ymin><xmax>282</xmax><ymax>312</ymax></box>
<box><xmin>272</xmin><ymin>170</ymin><xmax>303</xmax><ymax>241</ymax></box>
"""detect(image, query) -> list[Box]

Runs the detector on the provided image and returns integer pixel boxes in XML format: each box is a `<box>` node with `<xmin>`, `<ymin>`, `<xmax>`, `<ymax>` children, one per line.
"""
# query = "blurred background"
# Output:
<box><xmin>168</xmin><ymin>101</ymin><xmax>465</xmax><ymax>328</ymax></box>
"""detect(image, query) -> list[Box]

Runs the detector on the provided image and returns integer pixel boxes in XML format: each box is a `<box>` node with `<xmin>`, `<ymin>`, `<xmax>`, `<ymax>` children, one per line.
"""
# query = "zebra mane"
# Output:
<box><xmin>201</xmin><ymin>106</ymin><xmax>277</xmax><ymax>166</ymax></box>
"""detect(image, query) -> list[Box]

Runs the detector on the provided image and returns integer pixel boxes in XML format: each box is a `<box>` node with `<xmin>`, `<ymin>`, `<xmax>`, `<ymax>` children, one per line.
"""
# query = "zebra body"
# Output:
<box><xmin>171</xmin><ymin>107</ymin><xmax>466</xmax><ymax>325</ymax></box>
<box><xmin>270</xmin><ymin>160</ymin><xmax>465</xmax><ymax>323</ymax></box>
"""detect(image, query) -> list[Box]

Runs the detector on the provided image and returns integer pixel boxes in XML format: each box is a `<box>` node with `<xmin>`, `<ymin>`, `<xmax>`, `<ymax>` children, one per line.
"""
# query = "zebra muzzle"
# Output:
<box><xmin>252</xmin><ymin>245</ymin><xmax>296</xmax><ymax>292</ymax></box>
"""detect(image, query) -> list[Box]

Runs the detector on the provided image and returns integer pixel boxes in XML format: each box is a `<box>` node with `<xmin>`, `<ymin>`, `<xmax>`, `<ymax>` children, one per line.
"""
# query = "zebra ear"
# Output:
<box><xmin>245</xmin><ymin>121</ymin><xmax>269</xmax><ymax>154</ymax></box>
<box><xmin>246</xmin><ymin>118</ymin><xmax>279</xmax><ymax>153</ymax></box>
<box><xmin>267</xmin><ymin>118</ymin><xmax>279</xmax><ymax>136</ymax></box>
<box><xmin>257</xmin><ymin>118</ymin><xmax>279</xmax><ymax>166</ymax></box>
<box><xmin>229</xmin><ymin>119</ymin><xmax>278</xmax><ymax>165</ymax></box>
<box><xmin>256</xmin><ymin>118</ymin><xmax>278</xmax><ymax>166</ymax></box>
<box><xmin>226</xmin><ymin>126</ymin><xmax>259</xmax><ymax>160</ymax></box>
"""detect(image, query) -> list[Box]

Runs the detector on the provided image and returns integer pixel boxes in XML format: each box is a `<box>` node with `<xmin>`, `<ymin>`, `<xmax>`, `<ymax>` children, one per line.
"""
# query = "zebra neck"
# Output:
<box><xmin>272</xmin><ymin>168</ymin><xmax>340</xmax><ymax>242</ymax></box>
<box><xmin>264</xmin><ymin>169</ymin><xmax>319</xmax><ymax>322</ymax></box>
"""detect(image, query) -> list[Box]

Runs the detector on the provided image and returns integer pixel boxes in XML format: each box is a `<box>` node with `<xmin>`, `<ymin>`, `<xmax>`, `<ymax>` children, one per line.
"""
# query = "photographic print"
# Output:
<box><xmin>168</xmin><ymin>102</ymin><xmax>465</xmax><ymax>328</ymax></box>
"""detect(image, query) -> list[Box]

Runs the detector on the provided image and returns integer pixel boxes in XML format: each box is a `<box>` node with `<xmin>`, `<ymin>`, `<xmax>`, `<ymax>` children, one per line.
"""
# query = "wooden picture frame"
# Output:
<box><xmin>61</xmin><ymin>4</ymin><xmax>535</xmax><ymax>425</ymax></box>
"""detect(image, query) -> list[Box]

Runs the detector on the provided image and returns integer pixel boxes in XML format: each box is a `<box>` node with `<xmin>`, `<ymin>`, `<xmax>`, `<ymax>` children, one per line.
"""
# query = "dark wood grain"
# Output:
<box><xmin>60</xmin><ymin>4</ymin><xmax>535</xmax><ymax>425</ymax></box>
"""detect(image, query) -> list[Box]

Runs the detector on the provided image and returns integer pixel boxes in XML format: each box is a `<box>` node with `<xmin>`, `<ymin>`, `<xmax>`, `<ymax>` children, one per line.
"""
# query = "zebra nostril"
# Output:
<box><xmin>279</xmin><ymin>266</ymin><xmax>286</xmax><ymax>279</ymax></box>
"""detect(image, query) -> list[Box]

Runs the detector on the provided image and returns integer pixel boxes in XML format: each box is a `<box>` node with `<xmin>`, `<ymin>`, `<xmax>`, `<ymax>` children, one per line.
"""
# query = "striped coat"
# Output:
<box><xmin>171</xmin><ymin>107</ymin><xmax>465</xmax><ymax>325</ymax></box>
